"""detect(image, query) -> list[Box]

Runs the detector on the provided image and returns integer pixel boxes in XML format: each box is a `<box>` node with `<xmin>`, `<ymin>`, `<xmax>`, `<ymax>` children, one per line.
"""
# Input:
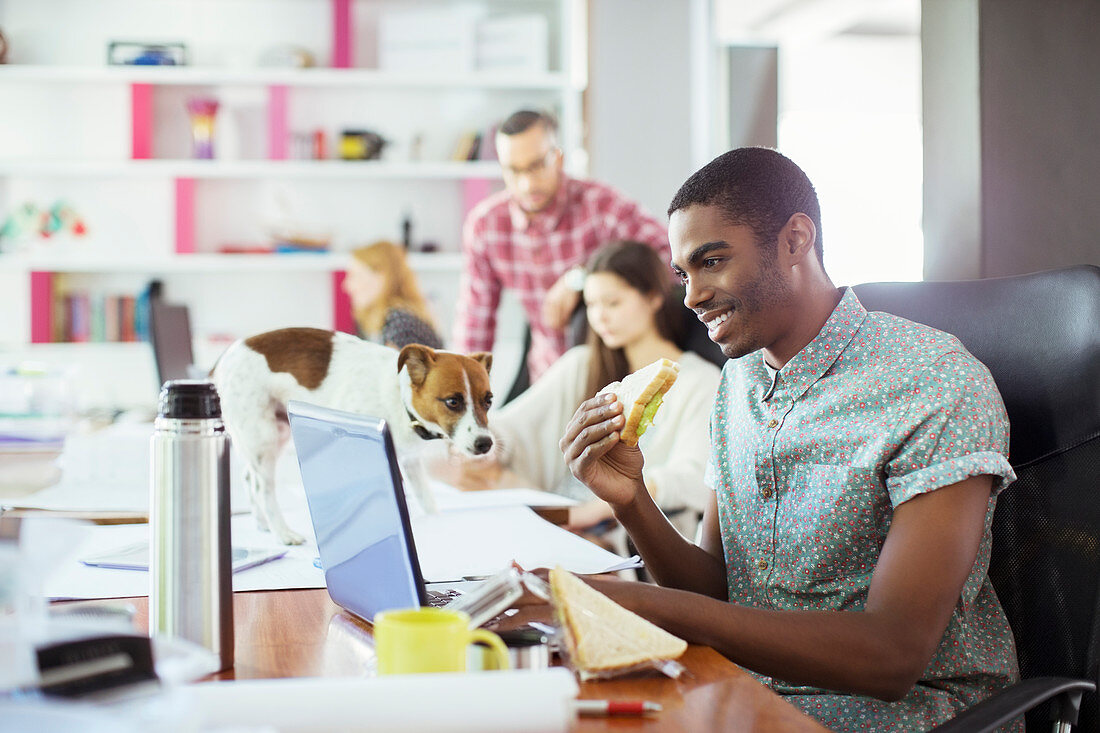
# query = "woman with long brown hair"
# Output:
<box><xmin>342</xmin><ymin>240</ymin><xmax>443</xmax><ymax>349</ymax></box>
<box><xmin>490</xmin><ymin>240</ymin><xmax>721</xmax><ymax>539</ymax></box>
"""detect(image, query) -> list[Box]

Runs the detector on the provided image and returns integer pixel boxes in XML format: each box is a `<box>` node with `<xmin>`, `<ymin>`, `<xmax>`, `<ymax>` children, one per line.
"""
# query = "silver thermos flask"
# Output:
<box><xmin>149</xmin><ymin>379</ymin><xmax>234</xmax><ymax>671</ymax></box>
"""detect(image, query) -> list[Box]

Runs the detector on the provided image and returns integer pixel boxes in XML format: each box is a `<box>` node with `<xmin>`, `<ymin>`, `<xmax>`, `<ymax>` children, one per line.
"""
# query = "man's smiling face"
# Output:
<box><xmin>669</xmin><ymin>203</ymin><xmax>792</xmax><ymax>361</ymax></box>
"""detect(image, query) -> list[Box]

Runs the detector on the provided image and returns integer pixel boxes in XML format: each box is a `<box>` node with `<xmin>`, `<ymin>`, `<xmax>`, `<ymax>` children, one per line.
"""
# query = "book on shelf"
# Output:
<box><xmin>467</xmin><ymin>133</ymin><xmax>482</xmax><ymax>161</ymax></box>
<box><xmin>68</xmin><ymin>292</ymin><xmax>89</xmax><ymax>343</ymax></box>
<box><xmin>479</xmin><ymin>123</ymin><xmax>499</xmax><ymax>161</ymax></box>
<box><xmin>53</xmin><ymin>288</ymin><xmax>149</xmax><ymax>344</ymax></box>
<box><xmin>103</xmin><ymin>295</ymin><xmax>120</xmax><ymax>343</ymax></box>
<box><xmin>134</xmin><ymin>288</ymin><xmax>151</xmax><ymax>343</ymax></box>
<box><xmin>89</xmin><ymin>295</ymin><xmax>105</xmax><ymax>343</ymax></box>
<box><xmin>452</xmin><ymin>126</ymin><xmax>499</xmax><ymax>162</ymax></box>
<box><xmin>120</xmin><ymin>295</ymin><xmax>137</xmax><ymax>343</ymax></box>
<box><xmin>451</xmin><ymin>130</ymin><xmax>480</xmax><ymax>162</ymax></box>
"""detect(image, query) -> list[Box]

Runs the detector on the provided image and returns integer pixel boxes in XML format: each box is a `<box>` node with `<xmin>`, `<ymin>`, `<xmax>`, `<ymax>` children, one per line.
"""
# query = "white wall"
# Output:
<box><xmin>921</xmin><ymin>0</ymin><xmax>981</xmax><ymax>280</ymax></box>
<box><xmin>586</xmin><ymin>0</ymin><xmax>713</xmax><ymax>222</ymax></box>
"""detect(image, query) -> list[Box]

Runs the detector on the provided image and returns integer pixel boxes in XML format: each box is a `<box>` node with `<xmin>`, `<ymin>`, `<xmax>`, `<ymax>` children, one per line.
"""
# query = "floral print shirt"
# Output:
<box><xmin>706</xmin><ymin>288</ymin><xmax>1020</xmax><ymax>731</ymax></box>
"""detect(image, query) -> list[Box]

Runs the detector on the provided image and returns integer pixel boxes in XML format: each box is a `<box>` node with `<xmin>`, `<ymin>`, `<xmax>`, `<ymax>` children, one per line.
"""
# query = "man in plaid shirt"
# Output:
<box><xmin>453</xmin><ymin>110</ymin><xmax>671</xmax><ymax>385</ymax></box>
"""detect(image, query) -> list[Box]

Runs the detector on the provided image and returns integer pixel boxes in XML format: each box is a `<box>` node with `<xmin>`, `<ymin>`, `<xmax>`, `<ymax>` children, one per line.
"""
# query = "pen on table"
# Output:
<box><xmin>572</xmin><ymin>699</ymin><xmax>663</xmax><ymax>716</ymax></box>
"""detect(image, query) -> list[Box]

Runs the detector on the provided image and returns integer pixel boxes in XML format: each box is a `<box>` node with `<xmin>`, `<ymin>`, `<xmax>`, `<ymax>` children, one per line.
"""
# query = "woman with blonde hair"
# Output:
<box><xmin>342</xmin><ymin>240</ymin><xmax>443</xmax><ymax>349</ymax></box>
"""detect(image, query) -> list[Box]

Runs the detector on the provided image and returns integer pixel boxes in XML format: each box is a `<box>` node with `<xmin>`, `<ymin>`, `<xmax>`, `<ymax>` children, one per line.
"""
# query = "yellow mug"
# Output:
<box><xmin>373</xmin><ymin>607</ymin><xmax>510</xmax><ymax>674</ymax></box>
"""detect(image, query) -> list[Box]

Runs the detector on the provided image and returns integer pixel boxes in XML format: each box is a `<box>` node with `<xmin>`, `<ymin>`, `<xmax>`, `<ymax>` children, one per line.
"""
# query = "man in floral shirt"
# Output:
<box><xmin>556</xmin><ymin>148</ymin><xmax>1020</xmax><ymax>731</ymax></box>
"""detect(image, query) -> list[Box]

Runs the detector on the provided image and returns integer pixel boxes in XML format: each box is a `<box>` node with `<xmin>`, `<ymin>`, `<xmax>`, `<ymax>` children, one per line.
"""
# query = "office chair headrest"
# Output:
<box><xmin>854</xmin><ymin>265</ymin><xmax>1100</xmax><ymax>468</ymax></box>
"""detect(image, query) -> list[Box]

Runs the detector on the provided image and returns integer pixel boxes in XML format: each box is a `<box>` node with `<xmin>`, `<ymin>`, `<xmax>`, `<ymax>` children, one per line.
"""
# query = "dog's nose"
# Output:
<box><xmin>473</xmin><ymin>436</ymin><xmax>493</xmax><ymax>455</ymax></box>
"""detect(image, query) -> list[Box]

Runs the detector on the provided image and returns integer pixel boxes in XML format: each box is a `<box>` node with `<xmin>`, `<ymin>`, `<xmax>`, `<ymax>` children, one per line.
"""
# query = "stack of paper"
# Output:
<box><xmin>43</xmin><ymin>498</ymin><xmax>638</xmax><ymax>600</ymax></box>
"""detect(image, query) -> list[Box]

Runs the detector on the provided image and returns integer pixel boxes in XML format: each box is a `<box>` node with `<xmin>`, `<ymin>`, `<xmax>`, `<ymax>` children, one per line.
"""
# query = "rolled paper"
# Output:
<box><xmin>185</xmin><ymin>668</ymin><xmax>579</xmax><ymax>733</ymax></box>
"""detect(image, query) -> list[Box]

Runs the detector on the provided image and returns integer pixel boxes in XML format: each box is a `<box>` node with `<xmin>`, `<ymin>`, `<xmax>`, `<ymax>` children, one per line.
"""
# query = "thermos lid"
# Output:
<box><xmin>158</xmin><ymin>379</ymin><xmax>222</xmax><ymax>419</ymax></box>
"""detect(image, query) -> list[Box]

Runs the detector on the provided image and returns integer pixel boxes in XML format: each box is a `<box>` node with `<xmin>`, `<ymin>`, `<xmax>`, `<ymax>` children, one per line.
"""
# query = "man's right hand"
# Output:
<box><xmin>559</xmin><ymin>393</ymin><xmax>646</xmax><ymax>508</ymax></box>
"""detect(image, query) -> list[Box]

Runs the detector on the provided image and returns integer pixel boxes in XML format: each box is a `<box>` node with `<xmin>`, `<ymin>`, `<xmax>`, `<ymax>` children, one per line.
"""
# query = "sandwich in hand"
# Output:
<box><xmin>550</xmin><ymin>566</ymin><xmax>687</xmax><ymax>678</ymax></box>
<box><xmin>597</xmin><ymin>358</ymin><xmax>680</xmax><ymax>447</ymax></box>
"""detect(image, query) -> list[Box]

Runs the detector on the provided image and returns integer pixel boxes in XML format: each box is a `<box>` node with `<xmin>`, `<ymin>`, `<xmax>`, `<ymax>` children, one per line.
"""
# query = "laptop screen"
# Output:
<box><xmin>286</xmin><ymin>401</ymin><xmax>428</xmax><ymax>622</ymax></box>
<box><xmin>149</xmin><ymin>299</ymin><xmax>196</xmax><ymax>388</ymax></box>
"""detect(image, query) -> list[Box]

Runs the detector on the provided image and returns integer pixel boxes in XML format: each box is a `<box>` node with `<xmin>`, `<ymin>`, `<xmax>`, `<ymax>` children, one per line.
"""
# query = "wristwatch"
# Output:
<box><xmin>564</xmin><ymin>265</ymin><xmax>586</xmax><ymax>292</ymax></box>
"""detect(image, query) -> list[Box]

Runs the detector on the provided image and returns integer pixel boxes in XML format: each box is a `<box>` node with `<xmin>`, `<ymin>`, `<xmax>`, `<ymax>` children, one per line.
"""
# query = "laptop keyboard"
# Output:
<box><xmin>427</xmin><ymin>589</ymin><xmax>463</xmax><ymax>608</ymax></box>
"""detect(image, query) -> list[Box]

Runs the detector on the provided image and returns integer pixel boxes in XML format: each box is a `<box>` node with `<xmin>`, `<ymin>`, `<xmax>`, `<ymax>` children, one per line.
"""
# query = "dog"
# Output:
<box><xmin>211</xmin><ymin>327</ymin><xmax>495</xmax><ymax>545</ymax></box>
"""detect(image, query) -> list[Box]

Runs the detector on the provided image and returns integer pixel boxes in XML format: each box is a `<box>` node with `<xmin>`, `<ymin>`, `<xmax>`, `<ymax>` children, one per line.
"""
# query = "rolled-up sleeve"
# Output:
<box><xmin>885</xmin><ymin>352</ymin><xmax>1016</xmax><ymax>507</ymax></box>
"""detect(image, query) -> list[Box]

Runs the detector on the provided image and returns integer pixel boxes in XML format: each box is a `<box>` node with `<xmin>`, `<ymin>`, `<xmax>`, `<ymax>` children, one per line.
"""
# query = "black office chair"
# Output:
<box><xmin>852</xmin><ymin>265</ymin><xmax>1100</xmax><ymax>732</ymax></box>
<box><xmin>502</xmin><ymin>325</ymin><xmax>533</xmax><ymax>405</ymax></box>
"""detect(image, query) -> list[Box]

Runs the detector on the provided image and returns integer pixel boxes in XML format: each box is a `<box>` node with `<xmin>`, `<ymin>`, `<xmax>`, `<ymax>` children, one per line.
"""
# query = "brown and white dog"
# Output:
<box><xmin>211</xmin><ymin>327</ymin><xmax>494</xmax><ymax>544</ymax></box>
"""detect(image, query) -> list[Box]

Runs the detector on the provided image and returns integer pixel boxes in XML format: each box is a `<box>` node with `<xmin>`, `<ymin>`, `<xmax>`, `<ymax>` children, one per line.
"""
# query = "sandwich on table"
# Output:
<box><xmin>550</xmin><ymin>566</ymin><xmax>687</xmax><ymax>679</ymax></box>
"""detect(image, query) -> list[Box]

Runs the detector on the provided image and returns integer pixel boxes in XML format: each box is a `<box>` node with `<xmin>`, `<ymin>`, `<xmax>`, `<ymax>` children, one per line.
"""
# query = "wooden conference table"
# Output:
<box><xmin>89</xmin><ymin>588</ymin><xmax>828</xmax><ymax>732</ymax></box>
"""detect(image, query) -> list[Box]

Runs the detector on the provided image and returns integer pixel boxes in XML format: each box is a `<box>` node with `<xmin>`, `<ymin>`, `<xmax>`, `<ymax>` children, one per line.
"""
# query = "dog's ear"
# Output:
<box><xmin>469</xmin><ymin>351</ymin><xmax>492</xmax><ymax>375</ymax></box>
<box><xmin>398</xmin><ymin>344</ymin><xmax>435</xmax><ymax>387</ymax></box>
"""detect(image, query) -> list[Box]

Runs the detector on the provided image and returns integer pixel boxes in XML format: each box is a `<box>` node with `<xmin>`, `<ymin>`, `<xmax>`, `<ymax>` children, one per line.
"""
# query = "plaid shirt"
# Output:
<box><xmin>454</xmin><ymin>174</ymin><xmax>669</xmax><ymax>382</ymax></box>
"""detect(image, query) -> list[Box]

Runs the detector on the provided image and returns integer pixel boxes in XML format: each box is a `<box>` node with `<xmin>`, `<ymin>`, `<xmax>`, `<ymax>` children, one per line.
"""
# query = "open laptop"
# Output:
<box><xmin>285</xmin><ymin>400</ymin><xmax>474</xmax><ymax>624</ymax></box>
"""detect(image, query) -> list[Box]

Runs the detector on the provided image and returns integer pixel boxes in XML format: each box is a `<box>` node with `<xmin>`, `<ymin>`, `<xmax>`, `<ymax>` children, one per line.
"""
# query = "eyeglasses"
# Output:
<box><xmin>501</xmin><ymin>149</ymin><xmax>559</xmax><ymax>179</ymax></box>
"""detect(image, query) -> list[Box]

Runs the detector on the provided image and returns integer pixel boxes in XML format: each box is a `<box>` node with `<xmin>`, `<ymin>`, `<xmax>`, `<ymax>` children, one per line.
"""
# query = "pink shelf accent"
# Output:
<box><xmin>175</xmin><ymin>178</ymin><xmax>195</xmax><ymax>253</ymax></box>
<box><xmin>267</xmin><ymin>85</ymin><xmax>289</xmax><ymax>160</ymax></box>
<box><xmin>332</xmin><ymin>270</ymin><xmax>355</xmax><ymax>334</ymax></box>
<box><xmin>332</xmin><ymin>0</ymin><xmax>352</xmax><ymax>68</ymax></box>
<box><xmin>30</xmin><ymin>271</ymin><xmax>55</xmax><ymax>343</ymax></box>
<box><xmin>461</xmin><ymin>178</ymin><xmax>495</xmax><ymax>220</ymax></box>
<box><xmin>131</xmin><ymin>83</ymin><xmax>153</xmax><ymax>159</ymax></box>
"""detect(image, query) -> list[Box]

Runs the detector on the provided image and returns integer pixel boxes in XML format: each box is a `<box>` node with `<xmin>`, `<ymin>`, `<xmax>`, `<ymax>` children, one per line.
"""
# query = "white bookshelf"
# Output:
<box><xmin>0</xmin><ymin>160</ymin><xmax>504</xmax><ymax>180</ymax></box>
<box><xmin>0</xmin><ymin>0</ymin><xmax>584</xmax><ymax>409</ymax></box>
<box><xmin>0</xmin><ymin>64</ymin><xmax>576</xmax><ymax>90</ymax></box>
<box><xmin>2</xmin><ymin>251</ymin><xmax>463</xmax><ymax>274</ymax></box>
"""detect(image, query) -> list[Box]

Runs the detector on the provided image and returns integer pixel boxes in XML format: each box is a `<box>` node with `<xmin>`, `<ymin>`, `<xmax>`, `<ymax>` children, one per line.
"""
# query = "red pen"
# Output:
<box><xmin>573</xmin><ymin>699</ymin><xmax>663</xmax><ymax>716</ymax></box>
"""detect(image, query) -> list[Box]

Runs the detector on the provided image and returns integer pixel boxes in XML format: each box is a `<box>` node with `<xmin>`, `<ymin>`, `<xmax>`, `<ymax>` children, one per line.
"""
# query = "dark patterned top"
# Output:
<box><xmin>361</xmin><ymin>308</ymin><xmax>442</xmax><ymax>350</ymax></box>
<box><xmin>706</xmin><ymin>288</ymin><xmax>1020</xmax><ymax>732</ymax></box>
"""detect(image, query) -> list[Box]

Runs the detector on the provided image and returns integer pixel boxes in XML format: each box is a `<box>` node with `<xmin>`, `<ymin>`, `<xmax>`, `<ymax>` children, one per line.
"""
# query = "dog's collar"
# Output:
<box><xmin>406</xmin><ymin>409</ymin><xmax>445</xmax><ymax>441</ymax></box>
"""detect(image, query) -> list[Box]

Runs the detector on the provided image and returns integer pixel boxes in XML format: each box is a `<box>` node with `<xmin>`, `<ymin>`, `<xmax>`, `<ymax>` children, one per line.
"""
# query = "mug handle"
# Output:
<box><xmin>469</xmin><ymin>629</ymin><xmax>511</xmax><ymax>671</ymax></box>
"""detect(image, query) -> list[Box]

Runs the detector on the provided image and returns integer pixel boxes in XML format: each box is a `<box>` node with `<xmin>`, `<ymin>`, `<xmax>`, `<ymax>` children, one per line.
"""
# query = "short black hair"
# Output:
<box><xmin>667</xmin><ymin>147</ymin><xmax>823</xmax><ymax>264</ymax></box>
<box><xmin>499</xmin><ymin>109</ymin><xmax>558</xmax><ymax>140</ymax></box>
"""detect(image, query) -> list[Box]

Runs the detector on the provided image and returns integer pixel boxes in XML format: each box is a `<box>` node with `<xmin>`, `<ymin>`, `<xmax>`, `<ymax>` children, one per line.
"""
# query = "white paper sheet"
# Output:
<box><xmin>43</xmin><ymin>504</ymin><xmax>325</xmax><ymax>600</ymax></box>
<box><xmin>412</xmin><ymin>506</ymin><xmax>629</xmax><ymax>581</ymax></box>
<box><xmin>429</xmin><ymin>482</ymin><xmax>578</xmax><ymax>513</ymax></box>
<box><xmin>185</xmin><ymin>668</ymin><xmax>578</xmax><ymax>733</ymax></box>
<box><xmin>44</xmin><ymin>488</ymin><xmax>631</xmax><ymax>599</ymax></box>
<box><xmin>35</xmin><ymin>429</ymin><xmax>633</xmax><ymax>599</ymax></box>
